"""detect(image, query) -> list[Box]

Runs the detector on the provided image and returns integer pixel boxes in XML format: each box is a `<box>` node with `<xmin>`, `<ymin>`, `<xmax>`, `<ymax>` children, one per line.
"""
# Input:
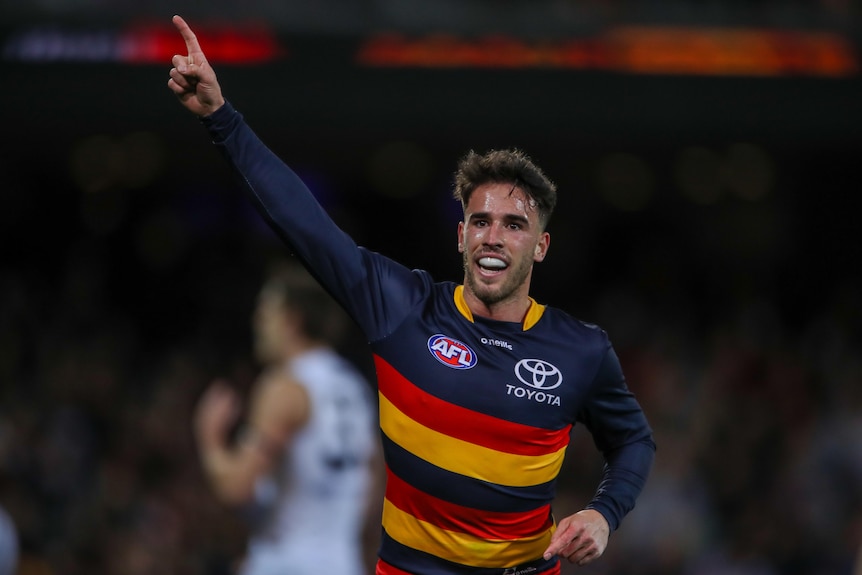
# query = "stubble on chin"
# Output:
<box><xmin>462</xmin><ymin>253</ymin><xmax>502</xmax><ymax>305</ymax></box>
<box><xmin>466</xmin><ymin>274</ymin><xmax>504</xmax><ymax>306</ymax></box>
<box><xmin>462</xmin><ymin>252</ymin><xmax>532</xmax><ymax>307</ymax></box>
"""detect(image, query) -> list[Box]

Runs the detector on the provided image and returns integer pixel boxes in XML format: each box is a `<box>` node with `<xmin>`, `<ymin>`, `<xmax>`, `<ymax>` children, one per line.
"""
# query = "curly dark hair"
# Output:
<box><xmin>452</xmin><ymin>149</ymin><xmax>557</xmax><ymax>229</ymax></box>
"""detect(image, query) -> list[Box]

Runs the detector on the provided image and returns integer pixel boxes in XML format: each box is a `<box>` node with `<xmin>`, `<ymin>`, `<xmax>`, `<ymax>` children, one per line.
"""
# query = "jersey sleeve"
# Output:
<box><xmin>577</xmin><ymin>345</ymin><xmax>656</xmax><ymax>531</ymax></box>
<box><xmin>200</xmin><ymin>101</ymin><xmax>425</xmax><ymax>341</ymax></box>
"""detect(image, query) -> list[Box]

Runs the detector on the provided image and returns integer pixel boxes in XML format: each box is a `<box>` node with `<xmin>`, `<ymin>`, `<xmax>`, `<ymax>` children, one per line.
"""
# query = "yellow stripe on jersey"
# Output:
<box><xmin>379</xmin><ymin>392</ymin><xmax>566</xmax><ymax>487</ymax></box>
<box><xmin>382</xmin><ymin>498</ymin><xmax>554</xmax><ymax>568</ymax></box>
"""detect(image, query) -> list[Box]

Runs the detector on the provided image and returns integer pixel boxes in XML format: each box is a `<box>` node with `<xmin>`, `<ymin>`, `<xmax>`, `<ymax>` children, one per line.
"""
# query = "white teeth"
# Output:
<box><xmin>478</xmin><ymin>257</ymin><xmax>506</xmax><ymax>269</ymax></box>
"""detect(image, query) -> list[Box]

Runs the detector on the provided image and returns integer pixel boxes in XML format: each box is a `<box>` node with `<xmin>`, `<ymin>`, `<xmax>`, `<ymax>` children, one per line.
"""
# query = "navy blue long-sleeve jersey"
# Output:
<box><xmin>201</xmin><ymin>102</ymin><xmax>656</xmax><ymax>575</ymax></box>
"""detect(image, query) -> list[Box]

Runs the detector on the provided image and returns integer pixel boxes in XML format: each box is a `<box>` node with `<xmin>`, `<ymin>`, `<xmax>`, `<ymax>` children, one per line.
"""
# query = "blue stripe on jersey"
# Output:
<box><xmin>379</xmin><ymin>529</ymin><xmax>559</xmax><ymax>575</ymax></box>
<box><xmin>382</xmin><ymin>433</ymin><xmax>555</xmax><ymax>513</ymax></box>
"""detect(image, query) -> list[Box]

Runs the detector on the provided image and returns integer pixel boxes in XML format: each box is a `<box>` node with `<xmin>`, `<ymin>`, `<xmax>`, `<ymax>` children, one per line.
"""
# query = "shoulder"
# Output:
<box><xmin>250</xmin><ymin>368</ymin><xmax>311</xmax><ymax>430</ymax></box>
<box><xmin>294</xmin><ymin>349</ymin><xmax>373</xmax><ymax>401</ymax></box>
<box><xmin>541</xmin><ymin>305</ymin><xmax>611</xmax><ymax>347</ymax></box>
<box><xmin>257</xmin><ymin>369</ymin><xmax>308</xmax><ymax>397</ymax></box>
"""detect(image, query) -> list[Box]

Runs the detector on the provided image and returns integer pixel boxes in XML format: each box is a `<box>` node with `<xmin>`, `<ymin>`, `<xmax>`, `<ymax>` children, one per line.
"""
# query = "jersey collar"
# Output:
<box><xmin>454</xmin><ymin>285</ymin><xmax>546</xmax><ymax>331</ymax></box>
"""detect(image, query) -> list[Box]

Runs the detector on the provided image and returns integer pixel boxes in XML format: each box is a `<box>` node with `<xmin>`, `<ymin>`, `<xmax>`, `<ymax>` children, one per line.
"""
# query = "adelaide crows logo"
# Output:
<box><xmin>427</xmin><ymin>334</ymin><xmax>477</xmax><ymax>369</ymax></box>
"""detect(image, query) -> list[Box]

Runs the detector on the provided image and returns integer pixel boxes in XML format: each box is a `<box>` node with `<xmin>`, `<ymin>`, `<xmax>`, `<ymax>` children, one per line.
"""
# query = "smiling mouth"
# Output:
<box><xmin>478</xmin><ymin>256</ymin><xmax>507</xmax><ymax>271</ymax></box>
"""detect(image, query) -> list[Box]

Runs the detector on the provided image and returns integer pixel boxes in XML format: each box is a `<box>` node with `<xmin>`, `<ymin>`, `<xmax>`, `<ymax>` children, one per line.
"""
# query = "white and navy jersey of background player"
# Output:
<box><xmin>240</xmin><ymin>348</ymin><xmax>376</xmax><ymax>575</ymax></box>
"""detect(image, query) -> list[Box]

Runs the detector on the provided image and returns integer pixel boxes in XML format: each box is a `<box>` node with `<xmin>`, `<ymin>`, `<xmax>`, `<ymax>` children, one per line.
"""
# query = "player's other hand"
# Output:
<box><xmin>167</xmin><ymin>14</ymin><xmax>226</xmax><ymax>117</ymax></box>
<box><xmin>194</xmin><ymin>380</ymin><xmax>241</xmax><ymax>450</ymax></box>
<box><xmin>542</xmin><ymin>509</ymin><xmax>610</xmax><ymax>566</ymax></box>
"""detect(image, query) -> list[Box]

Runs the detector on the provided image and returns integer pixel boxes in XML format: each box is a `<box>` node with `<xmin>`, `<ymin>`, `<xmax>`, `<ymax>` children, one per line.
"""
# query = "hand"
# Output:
<box><xmin>194</xmin><ymin>380</ymin><xmax>241</xmax><ymax>450</ymax></box>
<box><xmin>167</xmin><ymin>15</ymin><xmax>226</xmax><ymax>117</ymax></box>
<box><xmin>542</xmin><ymin>509</ymin><xmax>609</xmax><ymax>566</ymax></box>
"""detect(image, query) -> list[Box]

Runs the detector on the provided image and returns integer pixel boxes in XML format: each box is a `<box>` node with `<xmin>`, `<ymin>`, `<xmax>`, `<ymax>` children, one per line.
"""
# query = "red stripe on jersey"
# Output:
<box><xmin>375</xmin><ymin>558</ymin><xmax>414</xmax><ymax>575</ymax></box>
<box><xmin>385</xmin><ymin>467</ymin><xmax>553</xmax><ymax>540</ymax></box>
<box><xmin>375</xmin><ymin>356</ymin><xmax>571</xmax><ymax>456</ymax></box>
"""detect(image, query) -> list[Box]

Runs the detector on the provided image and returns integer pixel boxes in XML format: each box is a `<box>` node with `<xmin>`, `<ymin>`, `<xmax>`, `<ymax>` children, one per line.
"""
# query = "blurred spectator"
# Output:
<box><xmin>0</xmin><ymin>504</ymin><xmax>17</xmax><ymax>575</ymax></box>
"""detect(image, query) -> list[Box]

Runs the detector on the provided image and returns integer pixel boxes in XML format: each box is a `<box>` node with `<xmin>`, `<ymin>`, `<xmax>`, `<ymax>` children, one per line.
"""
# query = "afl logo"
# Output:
<box><xmin>427</xmin><ymin>334</ymin><xmax>477</xmax><ymax>369</ymax></box>
<box><xmin>515</xmin><ymin>359</ymin><xmax>562</xmax><ymax>390</ymax></box>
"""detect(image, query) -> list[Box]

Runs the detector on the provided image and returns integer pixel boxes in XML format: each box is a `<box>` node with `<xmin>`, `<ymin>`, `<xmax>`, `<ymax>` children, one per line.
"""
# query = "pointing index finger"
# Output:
<box><xmin>172</xmin><ymin>14</ymin><xmax>202</xmax><ymax>57</ymax></box>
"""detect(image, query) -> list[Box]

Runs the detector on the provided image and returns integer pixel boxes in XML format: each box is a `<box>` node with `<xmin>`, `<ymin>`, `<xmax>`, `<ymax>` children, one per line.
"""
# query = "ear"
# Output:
<box><xmin>533</xmin><ymin>232</ymin><xmax>550</xmax><ymax>262</ymax></box>
<box><xmin>457</xmin><ymin>221</ymin><xmax>465</xmax><ymax>253</ymax></box>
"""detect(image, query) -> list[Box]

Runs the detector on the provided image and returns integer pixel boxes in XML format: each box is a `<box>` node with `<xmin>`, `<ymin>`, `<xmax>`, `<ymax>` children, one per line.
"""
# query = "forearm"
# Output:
<box><xmin>198</xmin><ymin>102</ymin><xmax>424</xmax><ymax>339</ymax></box>
<box><xmin>198</xmin><ymin>439</ymin><xmax>268</xmax><ymax>506</ymax></box>
<box><xmin>579</xmin><ymin>344</ymin><xmax>656</xmax><ymax>531</ymax></box>
<box><xmin>201</xmin><ymin>102</ymin><xmax>362</xmax><ymax>278</ymax></box>
<box><xmin>585</xmin><ymin>438</ymin><xmax>655</xmax><ymax>531</ymax></box>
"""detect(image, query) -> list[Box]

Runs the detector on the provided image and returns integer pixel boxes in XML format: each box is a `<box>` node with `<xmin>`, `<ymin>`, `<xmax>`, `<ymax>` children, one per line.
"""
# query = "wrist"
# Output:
<box><xmin>201</xmin><ymin>97</ymin><xmax>226</xmax><ymax>118</ymax></box>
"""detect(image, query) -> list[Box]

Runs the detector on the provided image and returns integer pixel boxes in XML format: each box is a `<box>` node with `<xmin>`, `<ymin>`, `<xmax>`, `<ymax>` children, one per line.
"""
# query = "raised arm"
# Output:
<box><xmin>164</xmin><ymin>14</ymin><xmax>425</xmax><ymax>342</ymax></box>
<box><xmin>167</xmin><ymin>15</ymin><xmax>225</xmax><ymax>117</ymax></box>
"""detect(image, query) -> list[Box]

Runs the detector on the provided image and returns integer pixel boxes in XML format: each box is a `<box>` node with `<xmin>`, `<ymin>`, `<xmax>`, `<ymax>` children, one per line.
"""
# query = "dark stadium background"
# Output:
<box><xmin>1</xmin><ymin>2</ymin><xmax>861</xmax><ymax>574</ymax></box>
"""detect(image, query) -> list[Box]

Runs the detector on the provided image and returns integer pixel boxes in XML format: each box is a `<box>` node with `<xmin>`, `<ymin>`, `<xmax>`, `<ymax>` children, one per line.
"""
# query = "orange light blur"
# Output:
<box><xmin>357</xmin><ymin>26</ymin><xmax>858</xmax><ymax>77</ymax></box>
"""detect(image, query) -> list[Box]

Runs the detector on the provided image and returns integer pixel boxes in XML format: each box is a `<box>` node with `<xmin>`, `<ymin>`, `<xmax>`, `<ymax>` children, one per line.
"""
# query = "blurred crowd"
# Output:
<box><xmin>581</xmin><ymin>285</ymin><xmax>862</xmax><ymax>575</ymax></box>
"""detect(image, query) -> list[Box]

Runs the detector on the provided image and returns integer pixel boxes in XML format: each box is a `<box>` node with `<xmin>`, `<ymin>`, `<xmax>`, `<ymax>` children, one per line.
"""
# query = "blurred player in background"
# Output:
<box><xmin>169</xmin><ymin>14</ymin><xmax>654</xmax><ymax>575</ymax></box>
<box><xmin>193</xmin><ymin>262</ymin><xmax>379</xmax><ymax>575</ymax></box>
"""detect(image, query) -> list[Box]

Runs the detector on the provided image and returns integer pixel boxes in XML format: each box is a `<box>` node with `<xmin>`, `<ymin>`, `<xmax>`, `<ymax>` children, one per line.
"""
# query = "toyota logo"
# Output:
<box><xmin>514</xmin><ymin>359</ymin><xmax>562</xmax><ymax>390</ymax></box>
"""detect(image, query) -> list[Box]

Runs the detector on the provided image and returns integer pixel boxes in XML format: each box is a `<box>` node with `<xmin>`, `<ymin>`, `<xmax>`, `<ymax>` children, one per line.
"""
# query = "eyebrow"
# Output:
<box><xmin>468</xmin><ymin>211</ymin><xmax>531</xmax><ymax>227</ymax></box>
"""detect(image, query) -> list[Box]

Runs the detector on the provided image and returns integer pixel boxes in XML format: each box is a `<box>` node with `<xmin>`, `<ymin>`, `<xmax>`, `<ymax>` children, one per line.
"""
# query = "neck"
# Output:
<box><xmin>462</xmin><ymin>286</ymin><xmax>532</xmax><ymax>324</ymax></box>
<box><xmin>283</xmin><ymin>339</ymin><xmax>324</xmax><ymax>361</ymax></box>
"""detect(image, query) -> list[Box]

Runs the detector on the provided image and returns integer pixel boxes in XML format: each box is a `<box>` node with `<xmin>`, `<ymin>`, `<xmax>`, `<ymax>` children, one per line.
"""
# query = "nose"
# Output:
<box><xmin>482</xmin><ymin>221</ymin><xmax>504</xmax><ymax>247</ymax></box>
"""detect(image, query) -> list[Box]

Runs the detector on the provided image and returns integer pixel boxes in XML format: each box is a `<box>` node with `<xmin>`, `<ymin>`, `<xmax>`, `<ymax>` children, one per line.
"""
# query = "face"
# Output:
<box><xmin>252</xmin><ymin>288</ymin><xmax>291</xmax><ymax>364</ymax></box>
<box><xmin>457</xmin><ymin>182</ymin><xmax>549</xmax><ymax>307</ymax></box>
